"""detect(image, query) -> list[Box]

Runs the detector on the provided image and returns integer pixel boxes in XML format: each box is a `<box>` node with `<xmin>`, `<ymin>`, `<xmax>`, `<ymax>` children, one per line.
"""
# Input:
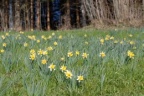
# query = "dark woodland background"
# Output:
<box><xmin>0</xmin><ymin>0</ymin><xmax>143</xmax><ymax>31</ymax></box>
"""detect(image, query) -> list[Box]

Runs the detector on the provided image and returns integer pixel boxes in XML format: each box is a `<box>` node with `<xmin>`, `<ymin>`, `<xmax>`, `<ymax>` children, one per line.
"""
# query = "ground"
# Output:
<box><xmin>0</xmin><ymin>28</ymin><xmax>144</xmax><ymax>96</ymax></box>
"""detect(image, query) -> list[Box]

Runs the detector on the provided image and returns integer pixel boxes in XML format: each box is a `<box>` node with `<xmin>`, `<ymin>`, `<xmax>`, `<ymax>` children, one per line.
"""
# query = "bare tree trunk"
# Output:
<box><xmin>80</xmin><ymin>0</ymin><xmax>86</xmax><ymax>27</ymax></box>
<box><xmin>14</xmin><ymin>0</ymin><xmax>21</xmax><ymax>31</ymax></box>
<box><xmin>47</xmin><ymin>1</ymin><xmax>50</xmax><ymax>30</ymax></box>
<box><xmin>62</xmin><ymin>0</ymin><xmax>71</xmax><ymax>29</ymax></box>
<box><xmin>25</xmin><ymin>0</ymin><xmax>31</xmax><ymax>30</ymax></box>
<box><xmin>4</xmin><ymin>0</ymin><xmax>8</xmax><ymax>31</ymax></box>
<box><xmin>76</xmin><ymin>0</ymin><xmax>80</xmax><ymax>28</ymax></box>
<box><xmin>36</xmin><ymin>0</ymin><xmax>41</xmax><ymax>30</ymax></box>
<box><xmin>30</xmin><ymin>0</ymin><xmax>33</xmax><ymax>30</ymax></box>
<box><xmin>0</xmin><ymin>0</ymin><xmax>4</xmax><ymax>31</ymax></box>
<box><xmin>9</xmin><ymin>0</ymin><xmax>14</xmax><ymax>30</ymax></box>
<box><xmin>143</xmin><ymin>0</ymin><xmax>144</xmax><ymax>22</ymax></box>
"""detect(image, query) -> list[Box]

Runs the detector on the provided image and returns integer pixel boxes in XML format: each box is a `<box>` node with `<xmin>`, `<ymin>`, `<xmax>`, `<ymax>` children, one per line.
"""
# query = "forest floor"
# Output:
<box><xmin>0</xmin><ymin>28</ymin><xmax>144</xmax><ymax>96</ymax></box>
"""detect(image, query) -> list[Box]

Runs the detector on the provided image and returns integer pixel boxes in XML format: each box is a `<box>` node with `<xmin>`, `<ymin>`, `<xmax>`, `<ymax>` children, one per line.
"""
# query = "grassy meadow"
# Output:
<box><xmin>0</xmin><ymin>28</ymin><xmax>144</xmax><ymax>96</ymax></box>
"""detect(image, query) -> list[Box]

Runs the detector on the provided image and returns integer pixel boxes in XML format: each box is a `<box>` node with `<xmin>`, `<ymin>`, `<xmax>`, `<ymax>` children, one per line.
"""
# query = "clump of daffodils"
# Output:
<box><xmin>28</xmin><ymin>35</ymin><xmax>36</xmax><ymax>41</ymax></box>
<box><xmin>29</xmin><ymin>49</ymin><xmax>36</xmax><ymax>60</ymax></box>
<box><xmin>105</xmin><ymin>35</ymin><xmax>110</xmax><ymax>40</ymax></box>
<box><xmin>127</xmin><ymin>50</ymin><xmax>135</xmax><ymax>59</ymax></box>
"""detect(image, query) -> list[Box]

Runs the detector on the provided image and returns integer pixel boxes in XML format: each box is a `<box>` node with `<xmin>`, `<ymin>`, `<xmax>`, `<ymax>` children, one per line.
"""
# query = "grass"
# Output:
<box><xmin>0</xmin><ymin>28</ymin><xmax>144</xmax><ymax>96</ymax></box>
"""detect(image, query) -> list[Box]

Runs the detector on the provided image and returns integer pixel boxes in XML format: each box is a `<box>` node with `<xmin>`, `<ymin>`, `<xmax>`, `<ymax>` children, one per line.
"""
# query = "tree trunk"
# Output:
<box><xmin>30</xmin><ymin>0</ymin><xmax>33</xmax><ymax>30</ymax></box>
<box><xmin>25</xmin><ymin>0</ymin><xmax>31</xmax><ymax>30</ymax></box>
<box><xmin>14</xmin><ymin>0</ymin><xmax>21</xmax><ymax>31</ymax></box>
<box><xmin>80</xmin><ymin>0</ymin><xmax>86</xmax><ymax>27</ymax></box>
<box><xmin>64</xmin><ymin>0</ymin><xmax>71</xmax><ymax>29</ymax></box>
<box><xmin>4</xmin><ymin>0</ymin><xmax>8</xmax><ymax>31</ymax></box>
<box><xmin>9</xmin><ymin>0</ymin><xmax>14</xmax><ymax>30</ymax></box>
<box><xmin>47</xmin><ymin>0</ymin><xmax>50</xmax><ymax>30</ymax></box>
<box><xmin>76</xmin><ymin>0</ymin><xmax>80</xmax><ymax>28</ymax></box>
<box><xmin>36</xmin><ymin>0</ymin><xmax>41</xmax><ymax>30</ymax></box>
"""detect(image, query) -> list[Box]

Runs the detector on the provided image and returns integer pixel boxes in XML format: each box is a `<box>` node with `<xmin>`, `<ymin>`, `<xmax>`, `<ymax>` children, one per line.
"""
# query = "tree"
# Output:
<box><xmin>14</xmin><ymin>0</ymin><xmax>21</xmax><ymax>31</ymax></box>
<box><xmin>9</xmin><ymin>0</ymin><xmax>14</xmax><ymax>30</ymax></box>
<box><xmin>36</xmin><ymin>0</ymin><xmax>41</xmax><ymax>30</ymax></box>
<box><xmin>47</xmin><ymin>0</ymin><xmax>50</xmax><ymax>30</ymax></box>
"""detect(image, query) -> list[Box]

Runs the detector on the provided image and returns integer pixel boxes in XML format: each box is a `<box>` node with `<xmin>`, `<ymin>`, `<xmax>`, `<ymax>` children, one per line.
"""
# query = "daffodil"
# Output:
<box><xmin>42</xmin><ymin>50</ymin><xmax>48</xmax><ymax>55</ymax></box>
<box><xmin>105</xmin><ymin>35</ymin><xmax>110</xmax><ymax>40</ymax></box>
<box><xmin>120</xmin><ymin>41</ymin><xmax>123</xmax><ymax>44</ymax></box>
<box><xmin>31</xmin><ymin>35</ymin><xmax>36</xmax><ymax>41</ymax></box>
<box><xmin>37</xmin><ymin>40</ymin><xmax>40</xmax><ymax>43</ymax></box>
<box><xmin>64</xmin><ymin>70</ymin><xmax>73</xmax><ymax>79</ymax></box>
<box><xmin>58</xmin><ymin>35</ymin><xmax>62</xmax><ymax>39</ymax></box>
<box><xmin>48</xmin><ymin>35</ymin><xmax>52</xmax><ymax>39</ymax></box>
<box><xmin>41</xmin><ymin>59</ymin><xmax>47</xmax><ymax>65</ymax></box>
<box><xmin>38</xmin><ymin>49</ymin><xmax>43</xmax><ymax>55</ymax></box>
<box><xmin>54</xmin><ymin>42</ymin><xmax>58</xmax><ymax>46</ymax></box>
<box><xmin>100</xmin><ymin>39</ymin><xmax>104</xmax><ymax>45</ymax></box>
<box><xmin>110</xmin><ymin>36</ymin><xmax>114</xmax><ymax>40</ymax></box>
<box><xmin>31</xmin><ymin>29</ymin><xmax>33</xmax><ymax>31</ymax></box>
<box><xmin>41</xmin><ymin>35</ymin><xmax>45</xmax><ymax>39</ymax></box>
<box><xmin>75</xmin><ymin>51</ymin><xmax>80</xmax><ymax>56</ymax></box>
<box><xmin>100</xmin><ymin>52</ymin><xmax>106</xmax><ymax>58</ymax></box>
<box><xmin>85</xmin><ymin>41</ymin><xmax>89</xmax><ymax>45</ymax></box>
<box><xmin>77</xmin><ymin>75</ymin><xmax>84</xmax><ymax>82</ymax></box>
<box><xmin>24</xmin><ymin>42</ymin><xmax>28</xmax><ymax>47</ymax></box>
<box><xmin>67</xmin><ymin>52</ymin><xmax>73</xmax><ymax>57</ymax></box>
<box><xmin>84</xmin><ymin>34</ymin><xmax>87</xmax><ymax>37</ymax></box>
<box><xmin>60</xmin><ymin>57</ymin><xmax>65</xmax><ymax>61</ymax></box>
<box><xmin>0</xmin><ymin>49</ymin><xmax>4</xmax><ymax>53</ymax></box>
<box><xmin>30</xmin><ymin>49</ymin><xmax>36</xmax><ymax>54</ymax></box>
<box><xmin>127</xmin><ymin>50</ymin><xmax>135</xmax><ymax>59</ymax></box>
<box><xmin>3</xmin><ymin>43</ymin><xmax>7</xmax><ymax>47</ymax></box>
<box><xmin>114</xmin><ymin>40</ymin><xmax>118</xmax><ymax>44</ymax></box>
<box><xmin>19</xmin><ymin>31</ymin><xmax>24</xmax><ymax>34</ymax></box>
<box><xmin>47</xmin><ymin>46</ymin><xmax>53</xmax><ymax>51</ymax></box>
<box><xmin>52</xmin><ymin>32</ymin><xmax>55</xmax><ymax>36</ymax></box>
<box><xmin>130</xmin><ymin>41</ymin><xmax>135</xmax><ymax>45</ymax></box>
<box><xmin>82</xmin><ymin>53</ymin><xmax>89</xmax><ymax>59</ymax></box>
<box><xmin>1</xmin><ymin>35</ymin><xmax>5</xmax><ymax>39</ymax></box>
<box><xmin>60</xmin><ymin>65</ymin><xmax>67</xmax><ymax>72</ymax></box>
<box><xmin>48</xmin><ymin>63</ymin><xmax>56</xmax><ymax>71</ymax></box>
<box><xmin>29</xmin><ymin>53</ymin><xmax>36</xmax><ymax>60</ymax></box>
<box><xmin>129</xmin><ymin>34</ymin><xmax>133</xmax><ymax>37</ymax></box>
<box><xmin>5</xmin><ymin>33</ymin><xmax>9</xmax><ymax>36</ymax></box>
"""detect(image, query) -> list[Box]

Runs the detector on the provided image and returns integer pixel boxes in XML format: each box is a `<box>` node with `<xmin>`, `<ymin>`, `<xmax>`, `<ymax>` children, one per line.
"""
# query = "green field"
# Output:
<box><xmin>0</xmin><ymin>28</ymin><xmax>144</xmax><ymax>96</ymax></box>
